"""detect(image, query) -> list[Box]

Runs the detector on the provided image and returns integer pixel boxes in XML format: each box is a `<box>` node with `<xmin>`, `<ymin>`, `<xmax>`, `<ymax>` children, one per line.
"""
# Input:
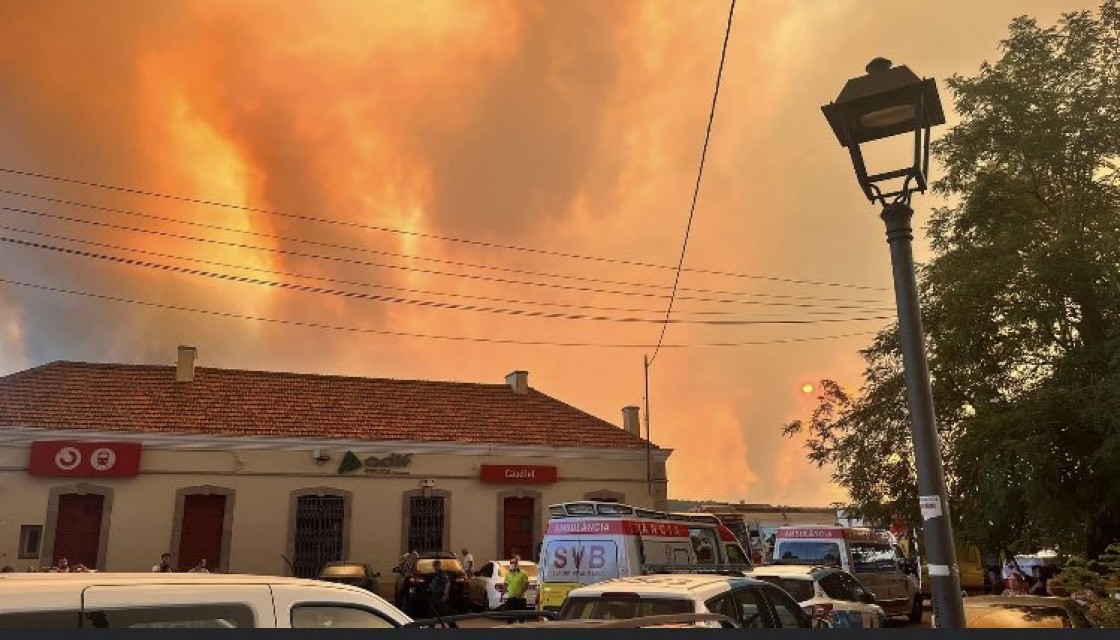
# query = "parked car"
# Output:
<box><xmin>392</xmin><ymin>552</ymin><xmax>469</xmax><ymax>616</ymax></box>
<box><xmin>0</xmin><ymin>572</ymin><xmax>411</xmax><ymax>628</ymax></box>
<box><xmin>939</xmin><ymin>595</ymin><xmax>1094</xmax><ymax>628</ymax></box>
<box><xmin>558</xmin><ymin>573</ymin><xmax>815</xmax><ymax>628</ymax></box>
<box><xmin>749</xmin><ymin>564</ymin><xmax>888</xmax><ymax>628</ymax></box>
<box><xmin>771</xmin><ymin>525</ymin><xmax>922</xmax><ymax>622</ymax></box>
<box><xmin>468</xmin><ymin>560</ymin><xmax>540</xmax><ymax>611</ymax></box>
<box><xmin>317</xmin><ymin>561</ymin><xmax>381</xmax><ymax>593</ymax></box>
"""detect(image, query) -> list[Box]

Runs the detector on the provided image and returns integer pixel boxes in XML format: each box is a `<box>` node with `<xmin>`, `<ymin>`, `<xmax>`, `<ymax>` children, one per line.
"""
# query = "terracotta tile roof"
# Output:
<box><xmin>0</xmin><ymin>362</ymin><xmax>651</xmax><ymax>449</ymax></box>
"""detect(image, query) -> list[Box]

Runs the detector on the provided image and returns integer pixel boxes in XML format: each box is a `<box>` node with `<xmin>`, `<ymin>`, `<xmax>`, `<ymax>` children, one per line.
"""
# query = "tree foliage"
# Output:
<box><xmin>785</xmin><ymin>1</ymin><xmax>1120</xmax><ymax>557</ymax></box>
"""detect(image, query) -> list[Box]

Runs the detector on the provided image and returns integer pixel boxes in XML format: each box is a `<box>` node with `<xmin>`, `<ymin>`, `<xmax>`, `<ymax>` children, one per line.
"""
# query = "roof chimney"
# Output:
<box><xmin>176</xmin><ymin>345</ymin><xmax>197</xmax><ymax>382</ymax></box>
<box><xmin>622</xmin><ymin>406</ymin><xmax>641</xmax><ymax>438</ymax></box>
<box><xmin>505</xmin><ymin>370</ymin><xmax>528</xmax><ymax>395</ymax></box>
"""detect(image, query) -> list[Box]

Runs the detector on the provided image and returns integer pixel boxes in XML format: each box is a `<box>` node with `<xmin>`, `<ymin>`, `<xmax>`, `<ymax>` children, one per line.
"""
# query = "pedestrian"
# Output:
<box><xmin>460</xmin><ymin>548</ymin><xmax>474</xmax><ymax>576</ymax></box>
<box><xmin>501</xmin><ymin>557</ymin><xmax>530</xmax><ymax>624</ymax></box>
<box><xmin>1028</xmin><ymin>565</ymin><xmax>1050</xmax><ymax>596</ymax></box>
<box><xmin>189</xmin><ymin>558</ymin><xmax>210</xmax><ymax>573</ymax></box>
<box><xmin>152</xmin><ymin>553</ymin><xmax>173</xmax><ymax>573</ymax></box>
<box><xmin>986</xmin><ymin>565</ymin><xmax>1003</xmax><ymax>595</ymax></box>
<box><xmin>427</xmin><ymin>559</ymin><xmax>451</xmax><ymax>617</ymax></box>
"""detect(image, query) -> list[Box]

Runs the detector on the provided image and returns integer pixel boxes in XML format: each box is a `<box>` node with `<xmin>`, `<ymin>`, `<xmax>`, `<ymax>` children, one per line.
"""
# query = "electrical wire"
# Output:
<box><xmin>649</xmin><ymin>0</ymin><xmax>736</xmax><ymax>365</ymax></box>
<box><xmin>0</xmin><ymin>235</ymin><xmax>897</xmax><ymax>327</ymax></box>
<box><xmin>0</xmin><ymin>205</ymin><xmax>893</xmax><ymax>305</ymax></box>
<box><xmin>0</xmin><ymin>275</ymin><xmax>882</xmax><ymax>348</ymax></box>
<box><xmin>0</xmin><ymin>173</ymin><xmax>887</xmax><ymax>292</ymax></box>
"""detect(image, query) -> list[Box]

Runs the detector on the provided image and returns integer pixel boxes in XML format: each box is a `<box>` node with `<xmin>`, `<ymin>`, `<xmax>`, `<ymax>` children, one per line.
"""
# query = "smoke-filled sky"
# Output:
<box><xmin>0</xmin><ymin>0</ymin><xmax>1090</xmax><ymax>505</ymax></box>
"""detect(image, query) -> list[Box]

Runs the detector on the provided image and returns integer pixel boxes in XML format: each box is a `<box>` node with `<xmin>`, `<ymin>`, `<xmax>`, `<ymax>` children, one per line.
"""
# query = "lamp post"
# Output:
<box><xmin>822</xmin><ymin>58</ymin><xmax>965</xmax><ymax>628</ymax></box>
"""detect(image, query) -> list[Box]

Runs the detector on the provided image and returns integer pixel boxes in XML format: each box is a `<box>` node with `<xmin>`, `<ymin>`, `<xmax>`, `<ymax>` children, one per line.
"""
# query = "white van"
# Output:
<box><xmin>538</xmin><ymin>501</ymin><xmax>752</xmax><ymax>611</ymax></box>
<box><xmin>0</xmin><ymin>573</ymin><xmax>413</xmax><ymax>629</ymax></box>
<box><xmin>771</xmin><ymin>525</ymin><xmax>921</xmax><ymax>623</ymax></box>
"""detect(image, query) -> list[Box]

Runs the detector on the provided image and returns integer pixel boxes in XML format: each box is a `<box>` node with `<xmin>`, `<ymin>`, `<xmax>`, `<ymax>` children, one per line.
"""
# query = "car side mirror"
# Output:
<box><xmin>860</xmin><ymin>592</ymin><xmax>876</xmax><ymax>605</ymax></box>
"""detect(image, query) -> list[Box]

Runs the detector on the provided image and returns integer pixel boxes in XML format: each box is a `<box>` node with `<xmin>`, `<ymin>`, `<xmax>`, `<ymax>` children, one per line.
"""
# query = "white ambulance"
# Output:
<box><xmin>537</xmin><ymin>501</ymin><xmax>752</xmax><ymax>611</ymax></box>
<box><xmin>771</xmin><ymin>525</ymin><xmax>922</xmax><ymax>623</ymax></box>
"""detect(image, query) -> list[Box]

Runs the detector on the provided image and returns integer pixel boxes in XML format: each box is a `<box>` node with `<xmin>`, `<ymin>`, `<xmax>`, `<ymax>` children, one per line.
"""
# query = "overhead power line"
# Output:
<box><xmin>0</xmin><ymin>169</ymin><xmax>887</xmax><ymax>292</ymax></box>
<box><xmin>0</xmin><ymin>235</ymin><xmax>897</xmax><ymax>327</ymax></box>
<box><xmin>0</xmin><ymin>205</ymin><xmax>892</xmax><ymax>305</ymax></box>
<box><xmin>0</xmin><ymin>223</ymin><xmax>897</xmax><ymax>316</ymax></box>
<box><xmin>0</xmin><ymin>276</ymin><xmax>881</xmax><ymax>348</ymax></box>
<box><xmin>649</xmin><ymin>0</ymin><xmax>736</xmax><ymax>365</ymax></box>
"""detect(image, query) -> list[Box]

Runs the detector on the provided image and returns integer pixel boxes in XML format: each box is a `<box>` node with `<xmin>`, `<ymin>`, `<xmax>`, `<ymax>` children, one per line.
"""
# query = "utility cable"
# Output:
<box><xmin>0</xmin><ymin>172</ymin><xmax>887</xmax><ymax>292</ymax></box>
<box><xmin>0</xmin><ymin>205</ymin><xmax>892</xmax><ymax>305</ymax></box>
<box><xmin>0</xmin><ymin>235</ymin><xmax>897</xmax><ymax>327</ymax></box>
<box><xmin>649</xmin><ymin>0</ymin><xmax>735</xmax><ymax>365</ymax></box>
<box><xmin>0</xmin><ymin>275</ymin><xmax>881</xmax><ymax>348</ymax></box>
<box><xmin>0</xmin><ymin>221</ymin><xmax>894</xmax><ymax>315</ymax></box>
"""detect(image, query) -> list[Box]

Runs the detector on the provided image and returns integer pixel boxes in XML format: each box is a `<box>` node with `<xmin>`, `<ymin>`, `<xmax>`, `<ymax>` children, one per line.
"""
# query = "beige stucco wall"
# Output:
<box><xmin>0</xmin><ymin>442</ymin><xmax>666</xmax><ymax>589</ymax></box>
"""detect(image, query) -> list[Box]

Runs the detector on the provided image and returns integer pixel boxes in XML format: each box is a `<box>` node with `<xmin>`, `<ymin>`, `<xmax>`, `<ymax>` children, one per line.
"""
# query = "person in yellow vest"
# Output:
<box><xmin>501</xmin><ymin>557</ymin><xmax>530</xmax><ymax>624</ymax></box>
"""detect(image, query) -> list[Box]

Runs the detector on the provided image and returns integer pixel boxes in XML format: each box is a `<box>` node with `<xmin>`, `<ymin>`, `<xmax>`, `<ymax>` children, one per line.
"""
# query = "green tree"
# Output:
<box><xmin>785</xmin><ymin>1</ymin><xmax>1120</xmax><ymax>557</ymax></box>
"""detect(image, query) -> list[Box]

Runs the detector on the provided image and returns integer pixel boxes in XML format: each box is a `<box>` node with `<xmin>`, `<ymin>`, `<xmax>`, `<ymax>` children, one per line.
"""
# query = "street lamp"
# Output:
<box><xmin>822</xmin><ymin>58</ymin><xmax>965</xmax><ymax>629</ymax></box>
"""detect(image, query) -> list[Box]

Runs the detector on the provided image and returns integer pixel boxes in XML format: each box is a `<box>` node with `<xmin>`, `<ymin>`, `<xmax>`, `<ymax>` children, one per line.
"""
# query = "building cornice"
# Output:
<box><xmin>0</xmin><ymin>425</ymin><xmax>673</xmax><ymax>462</ymax></box>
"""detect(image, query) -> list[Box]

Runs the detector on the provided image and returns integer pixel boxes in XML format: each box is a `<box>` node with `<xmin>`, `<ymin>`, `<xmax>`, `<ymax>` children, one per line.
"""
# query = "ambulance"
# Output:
<box><xmin>537</xmin><ymin>501</ymin><xmax>752</xmax><ymax>611</ymax></box>
<box><xmin>771</xmin><ymin>525</ymin><xmax>922</xmax><ymax>623</ymax></box>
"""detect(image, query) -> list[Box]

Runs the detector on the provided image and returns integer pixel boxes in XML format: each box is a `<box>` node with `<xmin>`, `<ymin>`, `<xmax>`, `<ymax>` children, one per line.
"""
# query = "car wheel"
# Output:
<box><xmin>908</xmin><ymin>595</ymin><xmax>923</xmax><ymax>624</ymax></box>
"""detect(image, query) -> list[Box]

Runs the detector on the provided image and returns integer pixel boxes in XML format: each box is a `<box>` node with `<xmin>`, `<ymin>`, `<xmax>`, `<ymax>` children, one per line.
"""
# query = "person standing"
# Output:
<box><xmin>427</xmin><ymin>559</ymin><xmax>451</xmax><ymax>617</ymax></box>
<box><xmin>152</xmin><ymin>553</ymin><xmax>173</xmax><ymax>573</ymax></box>
<box><xmin>501</xmin><ymin>558</ymin><xmax>529</xmax><ymax>624</ymax></box>
<box><xmin>460</xmin><ymin>548</ymin><xmax>474</xmax><ymax>576</ymax></box>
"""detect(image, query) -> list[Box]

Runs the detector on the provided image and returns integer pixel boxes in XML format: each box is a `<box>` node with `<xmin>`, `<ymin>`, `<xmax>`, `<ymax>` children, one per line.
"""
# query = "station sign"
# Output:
<box><xmin>479</xmin><ymin>464</ymin><xmax>557</xmax><ymax>484</ymax></box>
<box><xmin>29</xmin><ymin>440</ymin><xmax>142</xmax><ymax>477</ymax></box>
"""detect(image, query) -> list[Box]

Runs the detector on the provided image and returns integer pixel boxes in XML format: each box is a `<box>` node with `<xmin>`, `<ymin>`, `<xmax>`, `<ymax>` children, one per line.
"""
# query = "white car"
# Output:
<box><xmin>467</xmin><ymin>561</ymin><xmax>540</xmax><ymax>611</ymax></box>
<box><xmin>558</xmin><ymin>573</ymin><xmax>816</xmax><ymax>628</ymax></box>
<box><xmin>750</xmin><ymin>565</ymin><xmax>888</xmax><ymax>628</ymax></box>
<box><xmin>0</xmin><ymin>572</ymin><xmax>412</xmax><ymax>629</ymax></box>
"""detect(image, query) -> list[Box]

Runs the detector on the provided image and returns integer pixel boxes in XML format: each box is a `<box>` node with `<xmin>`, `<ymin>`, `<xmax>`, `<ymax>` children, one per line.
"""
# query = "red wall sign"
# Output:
<box><xmin>479</xmin><ymin>464</ymin><xmax>557</xmax><ymax>484</ymax></box>
<box><xmin>29</xmin><ymin>441</ymin><xmax>142</xmax><ymax>477</ymax></box>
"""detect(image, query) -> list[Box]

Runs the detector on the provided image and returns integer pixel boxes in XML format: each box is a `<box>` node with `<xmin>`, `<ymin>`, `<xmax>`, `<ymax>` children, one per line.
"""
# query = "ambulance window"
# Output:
<box><xmin>725</xmin><ymin>543</ymin><xmax>749</xmax><ymax>566</ymax></box>
<box><xmin>775</xmin><ymin>542</ymin><xmax>842</xmax><ymax>566</ymax></box>
<box><xmin>689</xmin><ymin>528</ymin><xmax>718</xmax><ymax>563</ymax></box>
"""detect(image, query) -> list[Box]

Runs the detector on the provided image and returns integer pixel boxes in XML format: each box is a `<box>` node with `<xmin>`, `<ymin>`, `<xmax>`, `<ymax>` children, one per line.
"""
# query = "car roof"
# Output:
<box><xmin>569</xmin><ymin>574</ymin><xmax>774</xmax><ymax>599</ymax></box>
<box><xmin>0</xmin><ymin>572</ymin><xmax>366</xmax><ymax>589</ymax></box>
<box><xmin>749</xmin><ymin>565</ymin><xmax>830</xmax><ymax>578</ymax></box>
<box><xmin>418</xmin><ymin>551</ymin><xmax>457</xmax><ymax>559</ymax></box>
<box><xmin>492</xmin><ymin>560</ymin><xmax>538</xmax><ymax>567</ymax></box>
<box><xmin>963</xmin><ymin>596</ymin><xmax>1077</xmax><ymax>609</ymax></box>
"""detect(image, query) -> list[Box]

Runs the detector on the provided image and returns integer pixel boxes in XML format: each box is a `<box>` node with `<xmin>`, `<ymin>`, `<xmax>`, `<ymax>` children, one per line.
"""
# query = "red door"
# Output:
<box><xmin>503</xmin><ymin>497</ymin><xmax>535</xmax><ymax>560</ymax></box>
<box><xmin>177</xmin><ymin>494</ymin><xmax>226</xmax><ymax>571</ymax></box>
<box><xmin>53</xmin><ymin>494</ymin><xmax>104</xmax><ymax>569</ymax></box>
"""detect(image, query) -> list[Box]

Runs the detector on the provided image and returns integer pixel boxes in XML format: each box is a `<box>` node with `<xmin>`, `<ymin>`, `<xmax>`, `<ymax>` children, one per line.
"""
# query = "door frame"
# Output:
<box><xmin>169</xmin><ymin>485</ymin><xmax>236</xmax><ymax>573</ymax></box>
<box><xmin>41</xmin><ymin>483</ymin><xmax>114</xmax><ymax>570</ymax></box>
<box><xmin>495</xmin><ymin>489</ymin><xmax>541</xmax><ymax>562</ymax></box>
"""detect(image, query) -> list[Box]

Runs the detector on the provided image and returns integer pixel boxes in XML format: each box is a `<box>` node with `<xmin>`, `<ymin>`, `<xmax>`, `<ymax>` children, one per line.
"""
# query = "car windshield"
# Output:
<box><xmin>560</xmin><ymin>597</ymin><xmax>693</xmax><ymax>620</ymax></box>
<box><xmin>966</xmin><ymin>605</ymin><xmax>1075</xmax><ymax>628</ymax></box>
<box><xmin>775</xmin><ymin>541</ymin><xmax>842</xmax><ymax>567</ymax></box>
<box><xmin>752</xmin><ymin>576</ymin><xmax>815</xmax><ymax>602</ymax></box>
<box><xmin>415</xmin><ymin>559</ymin><xmax>463</xmax><ymax>573</ymax></box>
<box><xmin>849</xmin><ymin>543</ymin><xmax>896</xmax><ymax>573</ymax></box>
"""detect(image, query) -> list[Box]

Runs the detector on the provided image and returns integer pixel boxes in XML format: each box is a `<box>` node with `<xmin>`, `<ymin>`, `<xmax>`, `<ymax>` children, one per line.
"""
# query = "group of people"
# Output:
<box><xmin>991</xmin><ymin>559</ymin><xmax>1055</xmax><ymax>596</ymax></box>
<box><xmin>420</xmin><ymin>547</ymin><xmax>529</xmax><ymax>623</ymax></box>
<box><xmin>0</xmin><ymin>553</ymin><xmax>212</xmax><ymax>574</ymax></box>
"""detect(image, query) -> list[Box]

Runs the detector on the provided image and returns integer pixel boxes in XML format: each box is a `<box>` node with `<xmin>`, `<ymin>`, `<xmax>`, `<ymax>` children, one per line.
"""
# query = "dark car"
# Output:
<box><xmin>317</xmin><ymin>561</ymin><xmax>381</xmax><ymax>593</ymax></box>
<box><xmin>393</xmin><ymin>552</ymin><xmax>469</xmax><ymax>616</ymax></box>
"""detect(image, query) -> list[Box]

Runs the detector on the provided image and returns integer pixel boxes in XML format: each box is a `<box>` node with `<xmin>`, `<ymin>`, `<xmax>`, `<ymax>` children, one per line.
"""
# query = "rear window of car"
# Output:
<box><xmin>415</xmin><ymin>559</ymin><xmax>463</xmax><ymax>573</ymax></box>
<box><xmin>774</xmin><ymin>542</ymin><xmax>842</xmax><ymax>566</ymax></box>
<box><xmin>849</xmin><ymin>543</ymin><xmax>896</xmax><ymax>573</ymax></box>
<box><xmin>751</xmin><ymin>576</ymin><xmax>814</xmax><ymax>602</ymax></box>
<box><xmin>560</xmin><ymin>597</ymin><xmax>693</xmax><ymax>620</ymax></box>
